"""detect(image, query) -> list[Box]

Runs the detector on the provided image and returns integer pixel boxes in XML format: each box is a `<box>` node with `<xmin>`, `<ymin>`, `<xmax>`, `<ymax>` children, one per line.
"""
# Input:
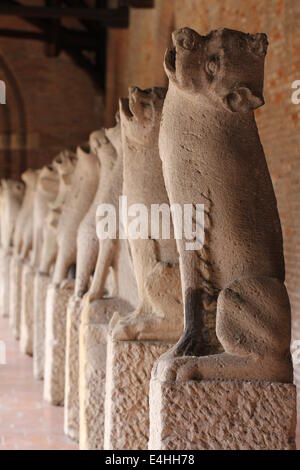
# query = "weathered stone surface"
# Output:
<box><xmin>9</xmin><ymin>257</ymin><xmax>23</xmax><ymax>339</ymax></box>
<box><xmin>79</xmin><ymin>298</ymin><xmax>131</xmax><ymax>450</ymax></box>
<box><xmin>104</xmin><ymin>338</ymin><xmax>170</xmax><ymax>450</ymax></box>
<box><xmin>0</xmin><ymin>248</ymin><xmax>12</xmax><ymax>318</ymax></box>
<box><xmin>20</xmin><ymin>263</ymin><xmax>35</xmax><ymax>356</ymax></box>
<box><xmin>149</xmin><ymin>378</ymin><xmax>297</xmax><ymax>450</ymax></box>
<box><xmin>113</xmin><ymin>87</ymin><xmax>183</xmax><ymax>343</ymax></box>
<box><xmin>64</xmin><ymin>296</ymin><xmax>82</xmax><ymax>442</ymax></box>
<box><xmin>33</xmin><ymin>271</ymin><xmax>51</xmax><ymax>380</ymax></box>
<box><xmin>159</xmin><ymin>26</ymin><xmax>293</xmax><ymax>384</ymax></box>
<box><xmin>44</xmin><ymin>281</ymin><xmax>74</xmax><ymax>405</ymax></box>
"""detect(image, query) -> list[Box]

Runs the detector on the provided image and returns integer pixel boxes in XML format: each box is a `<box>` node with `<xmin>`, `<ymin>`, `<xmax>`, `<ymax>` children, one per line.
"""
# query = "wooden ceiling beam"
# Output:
<box><xmin>0</xmin><ymin>5</ymin><xmax>129</xmax><ymax>27</ymax></box>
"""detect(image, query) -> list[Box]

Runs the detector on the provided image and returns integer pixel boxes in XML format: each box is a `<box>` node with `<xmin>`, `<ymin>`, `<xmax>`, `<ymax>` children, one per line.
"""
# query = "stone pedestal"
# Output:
<box><xmin>0</xmin><ymin>248</ymin><xmax>12</xmax><ymax>318</ymax></box>
<box><xmin>64</xmin><ymin>295</ymin><xmax>82</xmax><ymax>442</ymax></box>
<box><xmin>79</xmin><ymin>298</ymin><xmax>130</xmax><ymax>450</ymax></box>
<box><xmin>43</xmin><ymin>281</ymin><xmax>74</xmax><ymax>406</ymax></box>
<box><xmin>20</xmin><ymin>263</ymin><xmax>35</xmax><ymax>356</ymax></box>
<box><xmin>149</xmin><ymin>378</ymin><xmax>297</xmax><ymax>450</ymax></box>
<box><xmin>33</xmin><ymin>272</ymin><xmax>51</xmax><ymax>380</ymax></box>
<box><xmin>9</xmin><ymin>256</ymin><xmax>23</xmax><ymax>339</ymax></box>
<box><xmin>104</xmin><ymin>337</ymin><xmax>170</xmax><ymax>450</ymax></box>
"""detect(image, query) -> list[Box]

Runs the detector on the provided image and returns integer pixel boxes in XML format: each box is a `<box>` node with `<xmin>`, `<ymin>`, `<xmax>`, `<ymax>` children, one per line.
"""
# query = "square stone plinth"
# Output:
<box><xmin>64</xmin><ymin>295</ymin><xmax>82</xmax><ymax>442</ymax></box>
<box><xmin>104</xmin><ymin>338</ymin><xmax>170</xmax><ymax>450</ymax></box>
<box><xmin>0</xmin><ymin>248</ymin><xmax>12</xmax><ymax>318</ymax></box>
<box><xmin>33</xmin><ymin>272</ymin><xmax>51</xmax><ymax>380</ymax></box>
<box><xmin>149</xmin><ymin>378</ymin><xmax>297</xmax><ymax>450</ymax></box>
<box><xmin>79</xmin><ymin>298</ymin><xmax>131</xmax><ymax>450</ymax></box>
<box><xmin>20</xmin><ymin>263</ymin><xmax>35</xmax><ymax>356</ymax></box>
<box><xmin>43</xmin><ymin>281</ymin><xmax>74</xmax><ymax>406</ymax></box>
<box><xmin>9</xmin><ymin>257</ymin><xmax>23</xmax><ymax>339</ymax></box>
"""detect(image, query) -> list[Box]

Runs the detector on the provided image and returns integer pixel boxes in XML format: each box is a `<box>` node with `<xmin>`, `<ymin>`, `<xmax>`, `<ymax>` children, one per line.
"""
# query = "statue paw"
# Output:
<box><xmin>111</xmin><ymin>312</ymin><xmax>138</xmax><ymax>340</ymax></box>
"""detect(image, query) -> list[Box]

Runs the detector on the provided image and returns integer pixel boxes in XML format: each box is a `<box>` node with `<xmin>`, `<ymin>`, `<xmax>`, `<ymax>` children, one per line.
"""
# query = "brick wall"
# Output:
<box><xmin>106</xmin><ymin>0</ymin><xmax>300</xmax><ymax>444</ymax></box>
<box><xmin>0</xmin><ymin>15</ymin><xmax>104</xmax><ymax>179</ymax></box>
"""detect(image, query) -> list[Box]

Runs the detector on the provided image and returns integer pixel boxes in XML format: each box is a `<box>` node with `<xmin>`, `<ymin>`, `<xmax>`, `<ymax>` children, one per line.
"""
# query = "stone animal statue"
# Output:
<box><xmin>39</xmin><ymin>150</ymin><xmax>77</xmax><ymax>275</ymax></box>
<box><xmin>86</xmin><ymin>116</ymin><xmax>124</xmax><ymax>302</ymax></box>
<box><xmin>111</xmin><ymin>86</ymin><xmax>183</xmax><ymax>342</ymax></box>
<box><xmin>31</xmin><ymin>164</ymin><xmax>59</xmax><ymax>268</ymax></box>
<box><xmin>52</xmin><ymin>144</ymin><xmax>99</xmax><ymax>285</ymax></box>
<box><xmin>14</xmin><ymin>169</ymin><xmax>40</xmax><ymax>260</ymax></box>
<box><xmin>0</xmin><ymin>179</ymin><xmax>25</xmax><ymax>249</ymax></box>
<box><xmin>155</xmin><ymin>27</ymin><xmax>293</xmax><ymax>383</ymax></box>
<box><xmin>74</xmin><ymin>128</ymin><xmax>117</xmax><ymax>298</ymax></box>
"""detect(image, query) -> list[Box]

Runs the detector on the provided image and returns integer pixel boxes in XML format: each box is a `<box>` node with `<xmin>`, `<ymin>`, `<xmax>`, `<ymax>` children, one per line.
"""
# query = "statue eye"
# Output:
<box><xmin>206</xmin><ymin>55</ymin><xmax>220</xmax><ymax>77</ymax></box>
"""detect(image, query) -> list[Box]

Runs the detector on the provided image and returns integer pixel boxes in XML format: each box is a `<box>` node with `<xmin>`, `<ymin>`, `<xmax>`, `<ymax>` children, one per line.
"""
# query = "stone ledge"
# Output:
<box><xmin>104</xmin><ymin>337</ymin><xmax>171</xmax><ymax>450</ymax></box>
<box><xmin>79</xmin><ymin>297</ymin><xmax>132</xmax><ymax>450</ymax></box>
<box><xmin>20</xmin><ymin>263</ymin><xmax>35</xmax><ymax>356</ymax></box>
<box><xmin>43</xmin><ymin>281</ymin><xmax>74</xmax><ymax>406</ymax></box>
<box><xmin>149</xmin><ymin>377</ymin><xmax>297</xmax><ymax>450</ymax></box>
<box><xmin>33</xmin><ymin>272</ymin><xmax>51</xmax><ymax>380</ymax></box>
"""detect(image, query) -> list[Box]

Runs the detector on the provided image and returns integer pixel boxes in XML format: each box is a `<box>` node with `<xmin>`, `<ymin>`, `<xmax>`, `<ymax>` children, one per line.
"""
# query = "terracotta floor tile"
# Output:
<box><xmin>0</xmin><ymin>316</ymin><xmax>77</xmax><ymax>450</ymax></box>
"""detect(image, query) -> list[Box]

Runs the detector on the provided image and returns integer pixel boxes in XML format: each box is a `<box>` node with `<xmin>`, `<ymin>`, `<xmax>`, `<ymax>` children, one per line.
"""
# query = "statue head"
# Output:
<box><xmin>89</xmin><ymin>129</ymin><xmax>106</xmax><ymax>161</ymax></box>
<box><xmin>164</xmin><ymin>27</ymin><xmax>268</xmax><ymax>113</ymax></box>
<box><xmin>21</xmin><ymin>168</ymin><xmax>40</xmax><ymax>189</ymax></box>
<box><xmin>105</xmin><ymin>112</ymin><xmax>122</xmax><ymax>156</ymax></box>
<box><xmin>53</xmin><ymin>150</ymin><xmax>77</xmax><ymax>177</ymax></box>
<box><xmin>1</xmin><ymin>179</ymin><xmax>25</xmax><ymax>203</ymax></box>
<box><xmin>38</xmin><ymin>164</ymin><xmax>59</xmax><ymax>196</ymax></box>
<box><xmin>119</xmin><ymin>86</ymin><xmax>167</xmax><ymax>146</ymax></box>
<box><xmin>95</xmin><ymin>126</ymin><xmax>118</xmax><ymax>169</ymax></box>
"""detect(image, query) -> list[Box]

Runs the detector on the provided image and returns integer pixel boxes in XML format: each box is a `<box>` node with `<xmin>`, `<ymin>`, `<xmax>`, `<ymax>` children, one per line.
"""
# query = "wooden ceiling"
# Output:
<box><xmin>0</xmin><ymin>1</ymin><xmax>155</xmax><ymax>88</ymax></box>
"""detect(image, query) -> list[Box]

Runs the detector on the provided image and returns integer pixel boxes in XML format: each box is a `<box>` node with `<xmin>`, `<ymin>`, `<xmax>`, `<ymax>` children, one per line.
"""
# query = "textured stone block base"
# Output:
<box><xmin>20</xmin><ymin>264</ymin><xmax>35</xmax><ymax>356</ymax></box>
<box><xmin>33</xmin><ymin>272</ymin><xmax>51</xmax><ymax>380</ymax></box>
<box><xmin>149</xmin><ymin>378</ymin><xmax>297</xmax><ymax>450</ymax></box>
<box><xmin>44</xmin><ymin>281</ymin><xmax>74</xmax><ymax>406</ymax></box>
<box><xmin>0</xmin><ymin>248</ymin><xmax>12</xmax><ymax>318</ymax></box>
<box><xmin>104</xmin><ymin>338</ymin><xmax>170</xmax><ymax>450</ymax></box>
<box><xmin>79</xmin><ymin>298</ymin><xmax>131</xmax><ymax>450</ymax></box>
<box><xmin>9</xmin><ymin>257</ymin><xmax>23</xmax><ymax>339</ymax></box>
<box><xmin>64</xmin><ymin>296</ymin><xmax>82</xmax><ymax>442</ymax></box>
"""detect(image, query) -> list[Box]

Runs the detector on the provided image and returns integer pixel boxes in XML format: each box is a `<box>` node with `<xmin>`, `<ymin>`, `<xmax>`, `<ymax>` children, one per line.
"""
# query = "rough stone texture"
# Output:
<box><xmin>43</xmin><ymin>281</ymin><xmax>74</xmax><ymax>406</ymax></box>
<box><xmin>64</xmin><ymin>296</ymin><xmax>82</xmax><ymax>442</ymax></box>
<box><xmin>79</xmin><ymin>297</ymin><xmax>133</xmax><ymax>450</ymax></box>
<box><xmin>149</xmin><ymin>378</ymin><xmax>297</xmax><ymax>450</ymax></box>
<box><xmin>0</xmin><ymin>248</ymin><xmax>12</xmax><ymax>318</ymax></box>
<box><xmin>104</xmin><ymin>338</ymin><xmax>170</xmax><ymax>450</ymax></box>
<box><xmin>20</xmin><ymin>263</ymin><xmax>35</xmax><ymax>356</ymax></box>
<box><xmin>9</xmin><ymin>256</ymin><xmax>23</xmax><ymax>339</ymax></box>
<box><xmin>33</xmin><ymin>271</ymin><xmax>51</xmax><ymax>380</ymax></box>
<box><xmin>158</xmin><ymin>27</ymin><xmax>292</xmax><ymax>384</ymax></box>
<box><xmin>113</xmin><ymin>87</ymin><xmax>183</xmax><ymax>343</ymax></box>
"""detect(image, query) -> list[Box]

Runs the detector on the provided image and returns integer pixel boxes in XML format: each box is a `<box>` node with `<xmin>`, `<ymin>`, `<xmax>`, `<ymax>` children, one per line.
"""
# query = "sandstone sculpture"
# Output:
<box><xmin>39</xmin><ymin>150</ymin><xmax>77</xmax><ymax>275</ymax></box>
<box><xmin>87</xmin><ymin>116</ymin><xmax>125</xmax><ymax>302</ymax></box>
<box><xmin>79</xmin><ymin>117</ymin><xmax>139</xmax><ymax>449</ymax></box>
<box><xmin>0</xmin><ymin>179</ymin><xmax>24</xmax><ymax>318</ymax></box>
<box><xmin>33</xmin><ymin>150</ymin><xmax>76</xmax><ymax>379</ymax></box>
<box><xmin>74</xmin><ymin>129</ymin><xmax>117</xmax><ymax>298</ymax></box>
<box><xmin>31</xmin><ymin>164</ymin><xmax>59</xmax><ymax>268</ymax></box>
<box><xmin>44</xmin><ymin>143</ymin><xmax>99</xmax><ymax>405</ymax></box>
<box><xmin>154</xmin><ymin>27</ymin><xmax>293</xmax><ymax>383</ymax></box>
<box><xmin>0</xmin><ymin>179</ymin><xmax>25</xmax><ymax>250</ymax></box>
<box><xmin>52</xmin><ymin>144</ymin><xmax>99</xmax><ymax>285</ymax></box>
<box><xmin>21</xmin><ymin>165</ymin><xmax>58</xmax><ymax>356</ymax></box>
<box><xmin>111</xmin><ymin>86</ymin><xmax>183</xmax><ymax>342</ymax></box>
<box><xmin>64</xmin><ymin>128</ymin><xmax>116</xmax><ymax>440</ymax></box>
<box><xmin>14</xmin><ymin>169</ymin><xmax>39</xmax><ymax>261</ymax></box>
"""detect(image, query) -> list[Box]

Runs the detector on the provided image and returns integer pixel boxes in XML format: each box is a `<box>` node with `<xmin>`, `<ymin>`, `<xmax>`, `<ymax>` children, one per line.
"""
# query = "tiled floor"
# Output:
<box><xmin>0</xmin><ymin>316</ymin><xmax>77</xmax><ymax>450</ymax></box>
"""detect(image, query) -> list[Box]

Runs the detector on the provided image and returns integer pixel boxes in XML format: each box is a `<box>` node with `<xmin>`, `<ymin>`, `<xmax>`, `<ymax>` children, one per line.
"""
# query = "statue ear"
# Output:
<box><xmin>224</xmin><ymin>87</ymin><xmax>264</xmax><ymax>113</ymax></box>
